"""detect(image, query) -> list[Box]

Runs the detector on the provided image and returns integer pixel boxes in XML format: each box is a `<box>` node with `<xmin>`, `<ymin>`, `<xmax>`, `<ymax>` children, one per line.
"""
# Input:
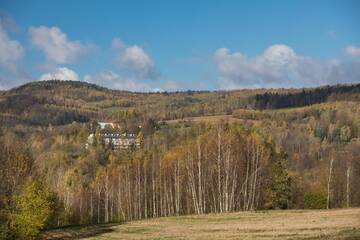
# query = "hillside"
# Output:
<box><xmin>2</xmin><ymin>1</ymin><xmax>360</xmax><ymax>239</ymax></box>
<box><xmin>1</xmin><ymin>81</ymin><xmax>360</xmax><ymax>239</ymax></box>
<box><xmin>0</xmin><ymin>80</ymin><xmax>359</xmax><ymax>126</ymax></box>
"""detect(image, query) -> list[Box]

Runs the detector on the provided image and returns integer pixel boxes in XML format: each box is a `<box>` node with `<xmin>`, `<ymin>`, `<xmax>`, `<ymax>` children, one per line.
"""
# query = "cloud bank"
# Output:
<box><xmin>84</xmin><ymin>70</ymin><xmax>178</xmax><ymax>92</ymax></box>
<box><xmin>215</xmin><ymin>44</ymin><xmax>360</xmax><ymax>89</ymax></box>
<box><xmin>84</xmin><ymin>70</ymin><xmax>156</xmax><ymax>92</ymax></box>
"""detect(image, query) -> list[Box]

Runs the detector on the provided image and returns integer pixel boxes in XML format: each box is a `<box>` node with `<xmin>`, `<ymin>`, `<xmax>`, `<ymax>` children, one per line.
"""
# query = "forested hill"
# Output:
<box><xmin>1</xmin><ymin>80</ymin><xmax>360</xmax><ymax>239</ymax></box>
<box><xmin>0</xmin><ymin>80</ymin><xmax>359</xmax><ymax>126</ymax></box>
<box><xmin>255</xmin><ymin>84</ymin><xmax>360</xmax><ymax>109</ymax></box>
<box><xmin>9</xmin><ymin>80</ymin><xmax>110</xmax><ymax>93</ymax></box>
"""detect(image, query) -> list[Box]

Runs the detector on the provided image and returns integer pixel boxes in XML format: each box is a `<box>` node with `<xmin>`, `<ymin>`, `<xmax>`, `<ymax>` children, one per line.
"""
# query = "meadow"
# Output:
<box><xmin>42</xmin><ymin>208</ymin><xmax>360</xmax><ymax>240</ymax></box>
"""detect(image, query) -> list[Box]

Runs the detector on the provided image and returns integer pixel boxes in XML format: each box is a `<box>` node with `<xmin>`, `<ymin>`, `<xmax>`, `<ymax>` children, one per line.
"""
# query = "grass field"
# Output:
<box><xmin>42</xmin><ymin>208</ymin><xmax>360</xmax><ymax>240</ymax></box>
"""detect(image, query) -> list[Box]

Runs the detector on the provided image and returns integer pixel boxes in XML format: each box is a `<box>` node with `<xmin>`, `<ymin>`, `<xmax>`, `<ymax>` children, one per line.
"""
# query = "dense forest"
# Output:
<box><xmin>255</xmin><ymin>84</ymin><xmax>360</xmax><ymax>109</ymax></box>
<box><xmin>0</xmin><ymin>81</ymin><xmax>359</xmax><ymax>239</ymax></box>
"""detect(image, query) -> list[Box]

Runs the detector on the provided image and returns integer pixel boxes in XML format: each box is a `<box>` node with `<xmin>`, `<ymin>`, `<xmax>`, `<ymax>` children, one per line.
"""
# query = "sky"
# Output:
<box><xmin>0</xmin><ymin>0</ymin><xmax>359</xmax><ymax>91</ymax></box>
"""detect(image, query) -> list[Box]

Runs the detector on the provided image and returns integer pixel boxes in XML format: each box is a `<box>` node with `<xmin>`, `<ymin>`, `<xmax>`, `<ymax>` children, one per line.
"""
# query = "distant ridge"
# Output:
<box><xmin>0</xmin><ymin>80</ymin><xmax>359</xmax><ymax>126</ymax></box>
<box><xmin>5</xmin><ymin>79</ymin><xmax>360</xmax><ymax>95</ymax></box>
<box><xmin>9</xmin><ymin>80</ymin><xmax>110</xmax><ymax>93</ymax></box>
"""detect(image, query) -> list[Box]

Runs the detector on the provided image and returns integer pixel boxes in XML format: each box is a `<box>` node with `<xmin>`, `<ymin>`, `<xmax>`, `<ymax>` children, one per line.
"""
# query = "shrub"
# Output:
<box><xmin>9</xmin><ymin>181</ymin><xmax>57</xmax><ymax>239</ymax></box>
<box><xmin>304</xmin><ymin>191</ymin><xmax>327</xmax><ymax>209</ymax></box>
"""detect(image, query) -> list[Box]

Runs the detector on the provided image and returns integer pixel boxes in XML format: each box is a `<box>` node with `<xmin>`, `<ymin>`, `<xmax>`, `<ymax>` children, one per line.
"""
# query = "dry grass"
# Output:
<box><xmin>43</xmin><ymin>208</ymin><xmax>360</xmax><ymax>240</ymax></box>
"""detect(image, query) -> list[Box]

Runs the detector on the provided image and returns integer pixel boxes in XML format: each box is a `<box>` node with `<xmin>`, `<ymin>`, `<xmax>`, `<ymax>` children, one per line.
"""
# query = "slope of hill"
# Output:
<box><xmin>0</xmin><ymin>80</ymin><xmax>259</xmax><ymax>126</ymax></box>
<box><xmin>1</xmin><ymin>80</ymin><xmax>360</xmax><ymax>239</ymax></box>
<box><xmin>0</xmin><ymin>80</ymin><xmax>359</xmax><ymax>126</ymax></box>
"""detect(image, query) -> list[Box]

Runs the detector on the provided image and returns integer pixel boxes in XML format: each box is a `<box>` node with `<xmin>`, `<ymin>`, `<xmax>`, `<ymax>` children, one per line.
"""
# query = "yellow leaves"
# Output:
<box><xmin>340</xmin><ymin>125</ymin><xmax>351</xmax><ymax>142</ymax></box>
<box><xmin>65</xmin><ymin>168</ymin><xmax>82</xmax><ymax>190</ymax></box>
<box><xmin>162</xmin><ymin>147</ymin><xmax>183</xmax><ymax>169</ymax></box>
<box><xmin>10</xmin><ymin>180</ymin><xmax>56</xmax><ymax>239</ymax></box>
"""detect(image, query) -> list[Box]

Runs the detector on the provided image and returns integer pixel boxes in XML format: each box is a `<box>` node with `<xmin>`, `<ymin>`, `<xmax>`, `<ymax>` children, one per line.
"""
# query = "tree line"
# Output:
<box><xmin>254</xmin><ymin>84</ymin><xmax>360</xmax><ymax>109</ymax></box>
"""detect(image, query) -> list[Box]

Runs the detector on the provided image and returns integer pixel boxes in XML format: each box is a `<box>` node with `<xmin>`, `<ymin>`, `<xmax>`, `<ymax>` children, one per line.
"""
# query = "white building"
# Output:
<box><xmin>86</xmin><ymin>132</ymin><xmax>140</xmax><ymax>150</ymax></box>
<box><xmin>98</xmin><ymin>122</ymin><xmax>119</xmax><ymax>129</ymax></box>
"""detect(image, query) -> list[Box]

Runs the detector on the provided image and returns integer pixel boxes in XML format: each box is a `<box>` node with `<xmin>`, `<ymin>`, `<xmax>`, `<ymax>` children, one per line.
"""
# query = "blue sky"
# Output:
<box><xmin>0</xmin><ymin>0</ymin><xmax>359</xmax><ymax>91</ymax></box>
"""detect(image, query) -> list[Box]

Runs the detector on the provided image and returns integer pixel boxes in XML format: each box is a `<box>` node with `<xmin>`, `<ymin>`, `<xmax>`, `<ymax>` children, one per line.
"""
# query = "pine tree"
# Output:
<box><xmin>265</xmin><ymin>150</ymin><xmax>291</xmax><ymax>209</ymax></box>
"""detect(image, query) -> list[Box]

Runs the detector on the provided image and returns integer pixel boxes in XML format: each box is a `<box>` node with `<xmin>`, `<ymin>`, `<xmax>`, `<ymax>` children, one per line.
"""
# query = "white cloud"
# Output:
<box><xmin>0</xmin><ymin>23</ymin><xmax>24</xmax><ymax>73</ymax></box>
<box><xmin>112</xmin><ymin>38</ymin><xmax>125</xmax><ymax>49</ymax></box>
<box><xmin>29</xmin><ymin>26</ymin><xmax>87</xmax><ymax>64</ymax></box>
<box><xmin>215</xmin><ymin>44</ymin><xmax>360</xmax><ymax>89</ymax></box>
<box><xmin>84</xmin><ymin>70</ymin><xmax>152</xmax><ymax>92</ymax></box>
<box><xmin>38</xmin><ymin>67</ymin><xmax>79</xmax><ymax>81</ymax></box>
<box><xmin>345</xmin><ymin>45</ymin><xmax>360</xmax><ymax>57</ymax></box>
<box><xmin>118</xmin><ymin>45</ymin><xmax>157</xmax><ymax>79</ymax></box>
<box><xmin>0</xmin><ymin>22</ymin><xmax>29</xmax><ymax>89</ymax></box>
<box><xmin>112</xmin><ymin>38</ymin><xmax>158</xmax><ymax>79</ymax></box>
